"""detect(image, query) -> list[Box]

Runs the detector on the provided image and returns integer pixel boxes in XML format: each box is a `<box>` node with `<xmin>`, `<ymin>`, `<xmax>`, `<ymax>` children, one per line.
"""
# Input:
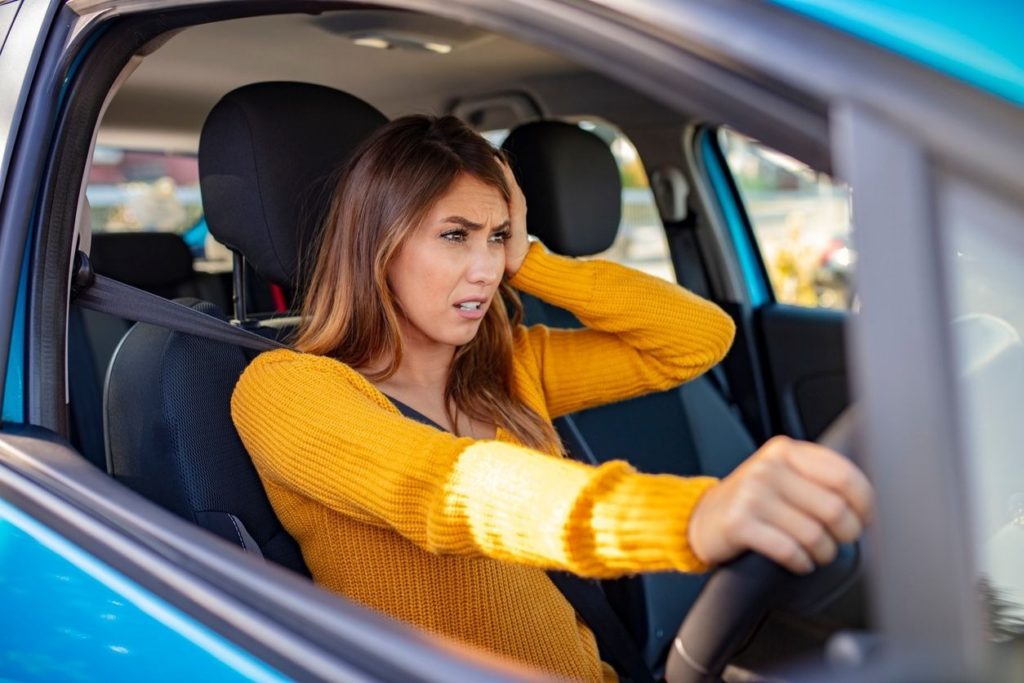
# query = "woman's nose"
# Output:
<box><xmin>466</xmin><ymin>242</ymin><xmax>501</xmax><ymax>285</ymax></box>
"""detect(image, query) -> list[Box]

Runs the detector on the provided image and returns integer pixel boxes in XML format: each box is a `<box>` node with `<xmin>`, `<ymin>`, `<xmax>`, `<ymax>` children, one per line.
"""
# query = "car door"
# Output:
<box><xmin>5</xmin><ymin>1</ymin><xmax>1021</xmax><ymax>681</ymax></box>
<box><xmin>0</xmin><ymin>459</ymin><xmax>293</xmax><ymax>683</ymax></box>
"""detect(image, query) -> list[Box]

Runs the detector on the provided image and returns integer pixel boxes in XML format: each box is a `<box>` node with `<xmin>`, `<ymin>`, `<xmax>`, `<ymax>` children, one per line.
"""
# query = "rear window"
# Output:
<box><xmin>87</xmin><ymin>147</ymin><xmax>202</xmax><ymax>234</ymax></box>
<box><xmin>86</xmin><ymin>147</ymin><xmax>230</xmax><ymax>271</ymax></box>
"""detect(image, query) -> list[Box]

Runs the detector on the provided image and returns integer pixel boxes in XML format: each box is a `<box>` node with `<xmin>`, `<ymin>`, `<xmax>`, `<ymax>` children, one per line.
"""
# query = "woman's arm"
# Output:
<box><xmin>509</xmin><ymin>242</ymin><xmax>736</xmax><ymax>418</ymax></box>
<box><xmin>494</xmin><ymin>166</ymin><xmax>872</xmax><ymax>575</ymax></box>
<box><xmin>232</xmin><ymin>349</ymin><xmax>718</xmax><ymax>578</ymax></box>
<box><xmin>499</xmin><ymin>160</ymin><xmax>734</xmax><ymax>417</ymax></box>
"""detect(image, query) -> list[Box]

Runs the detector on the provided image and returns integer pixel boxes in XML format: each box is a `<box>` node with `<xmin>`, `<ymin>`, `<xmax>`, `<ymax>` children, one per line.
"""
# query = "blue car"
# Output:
<box><xmin>1</xmin><ymin>1</ymin><xmax>1022</xmax><ymax>681</ymax></box>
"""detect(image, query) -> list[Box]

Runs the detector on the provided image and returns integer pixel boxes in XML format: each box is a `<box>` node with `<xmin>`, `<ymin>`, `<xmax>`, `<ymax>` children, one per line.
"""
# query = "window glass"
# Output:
<box><xmin>484</xmin><ymin>121</ymin><xmax>676</xmax><ymax>282</ymax></box>
<box><xmin>87</xmin><ymin>147</ymin><xmax>202</xmax><ymax>234</ymax></box>
<box><xmin>85</xmin><ymin>147</ymin><xmax>231</xmax><ymax>271</ymax></box>
<box><xmin>718</xmin><ymin>128</ymin><xmax>854</xmax><ymax>310</ymax></box>
<box><xmin>941</xmin><ymin>174</ymin><xmax>1024</xmax><ymax>653</ymax></box>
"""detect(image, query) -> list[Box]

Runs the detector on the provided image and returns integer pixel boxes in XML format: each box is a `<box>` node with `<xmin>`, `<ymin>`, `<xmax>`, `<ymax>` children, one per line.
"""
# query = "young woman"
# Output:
<box><xmin>231</xmin><ymin>115</ymin><xmax>873</xmax><ymax>682</ymax></box>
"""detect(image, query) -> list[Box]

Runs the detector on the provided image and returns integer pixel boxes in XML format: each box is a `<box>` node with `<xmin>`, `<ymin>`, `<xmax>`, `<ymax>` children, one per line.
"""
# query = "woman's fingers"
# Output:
<box><xmin>777</xmin><ymin>439</ymin><xmax>874</xmax><ymax>524</ymax></box>
<box><xmin>686</xmin><ymin>436</ymin><xmax>874</xmax><ymax>572</ymax></box>
<box><xmin>498</xmin><ymin>159</ymin><xmax>530</xmax><ymax>278</ymax></box>
<box><xmin>499</xmin><ymin>159</ymin><xmax>527</xmax><ymax>224</ymax></box>
<box><xmin>756</xmin><ymin>490</ymin><xmax>839</xmax><ymax>566</ymax></box>
<box><xmin>736</xmin><ymin>518</ymin><xmax>816</xmax><ymax>574</ymax></box>
<box><xmin>771</xmin><ymin>462</ymin><xmax>864</xmax><ymax>544</ymax></box>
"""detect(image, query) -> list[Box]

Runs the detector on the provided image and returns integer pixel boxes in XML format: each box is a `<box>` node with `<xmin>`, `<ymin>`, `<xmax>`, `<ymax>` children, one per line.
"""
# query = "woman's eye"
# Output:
<box><xmin>441</xmin><ymin>229</ymin><xmax>468</xmax><ymax>243</ymax></box>
<box><xmin>489</xmin><ymin>230</ymin><xmax>511</xmax><ymax>244</ymax></box>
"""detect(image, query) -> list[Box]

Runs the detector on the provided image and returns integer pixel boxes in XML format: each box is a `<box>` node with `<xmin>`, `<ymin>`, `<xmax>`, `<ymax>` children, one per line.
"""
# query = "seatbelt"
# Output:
<box><xmin>667</xmin><ymin>219</ymin><xmax>740</xmax><ymax>414</ymax></box>
<box><xmin>72</xmin><ymin>262</ymin><xmax>655</xmax><ymax>683</ymax></box>
<box><xmin>74</xmin><ymin>271</ymin><xmax>286</xmax><ymax>353</ymax></box>
<box><xmin>546</xmin><ymin>572</ymin><xmax>655</xmax><ymax>683</ymax></box>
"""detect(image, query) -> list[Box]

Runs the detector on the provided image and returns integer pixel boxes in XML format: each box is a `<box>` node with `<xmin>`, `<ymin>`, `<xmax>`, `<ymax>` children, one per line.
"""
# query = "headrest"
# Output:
<box><xmin>199</xmin><ymin>82</ymin><xmax>387</xmax><ymax>288</ymax></box>
<box><xmin>90</xmin><ymin>232</ymin><xmax>193</xmax><ymax>293</ymax></box>
<box><xmin>501</xmin><ymin>121</ymin><xmax>621</xmax><ymax>257</ymax></box>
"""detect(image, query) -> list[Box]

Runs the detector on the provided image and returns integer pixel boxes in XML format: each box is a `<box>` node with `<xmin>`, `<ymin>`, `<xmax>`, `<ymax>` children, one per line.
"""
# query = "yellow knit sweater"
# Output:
<box><xmin>231</xmin><ymin>243</ymin><xmax>736</xmax><ymax>682</ymax></box>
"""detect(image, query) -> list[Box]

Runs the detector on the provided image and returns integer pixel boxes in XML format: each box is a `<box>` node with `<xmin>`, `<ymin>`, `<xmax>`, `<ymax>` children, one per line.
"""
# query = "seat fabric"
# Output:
<box><xmin>105</xmin><ymin>298</ymin><xmax>308</xmax><ymax>574</ymax></box>
<box><xmin>70</xmin><ymin>232</ymin><xmax>228</xmax><ymax>469</ymax></box>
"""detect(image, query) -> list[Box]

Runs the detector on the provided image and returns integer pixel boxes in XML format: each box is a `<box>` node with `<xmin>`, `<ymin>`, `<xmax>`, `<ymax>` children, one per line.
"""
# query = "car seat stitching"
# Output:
<box><xmin>227</xmin><ymin>513</ymin><xmax>247</xmax><ymax>550</ymax></box>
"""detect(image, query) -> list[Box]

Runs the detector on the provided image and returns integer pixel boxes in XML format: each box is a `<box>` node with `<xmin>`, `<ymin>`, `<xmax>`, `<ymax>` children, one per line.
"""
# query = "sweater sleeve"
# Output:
<box><xmin>508</xmin><ymin>242</ymin><xmax>736</xmax><ymax>418</ymax></box>
<box><xmin>231</xmin><ymin>349</ymin><xmax>718</xmax><ymax>578</ymax></box>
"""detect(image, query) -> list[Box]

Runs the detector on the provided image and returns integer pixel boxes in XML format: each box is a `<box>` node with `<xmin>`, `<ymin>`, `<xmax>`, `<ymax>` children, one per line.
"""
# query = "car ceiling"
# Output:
<box><xmin>99</xmin><ymin>9</ymin><xmax>684</xmax><ymax>152</ymax></box>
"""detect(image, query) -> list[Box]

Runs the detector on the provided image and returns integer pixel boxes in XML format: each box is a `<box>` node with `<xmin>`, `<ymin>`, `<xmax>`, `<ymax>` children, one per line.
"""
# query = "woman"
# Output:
<box><xmin>231</xmin><ymin>115</ymin><xmax>873</xmax><ymax>682</ymax></box>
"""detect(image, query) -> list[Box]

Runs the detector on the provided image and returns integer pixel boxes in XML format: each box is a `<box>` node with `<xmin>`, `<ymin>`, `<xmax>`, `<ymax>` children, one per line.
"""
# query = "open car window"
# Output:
<box><xmin>718</xmin><ymin>127</ymin><xmax>855</xmax><ymax>311</ymax></box>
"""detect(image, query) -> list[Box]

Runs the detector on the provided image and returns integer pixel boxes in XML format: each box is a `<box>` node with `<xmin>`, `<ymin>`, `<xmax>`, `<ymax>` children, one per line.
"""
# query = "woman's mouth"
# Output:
<box><xmin>453</xmin><ymin>298</ymin><xmax>487</xmax><ymax>320</ymax></box>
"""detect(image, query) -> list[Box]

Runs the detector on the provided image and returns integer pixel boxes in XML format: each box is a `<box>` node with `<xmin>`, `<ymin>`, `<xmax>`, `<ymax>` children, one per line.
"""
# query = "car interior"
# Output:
<box><xmin>51</xmin><ymin>5</ymin><xmax>862</xmax><ymax>680</ymax></box>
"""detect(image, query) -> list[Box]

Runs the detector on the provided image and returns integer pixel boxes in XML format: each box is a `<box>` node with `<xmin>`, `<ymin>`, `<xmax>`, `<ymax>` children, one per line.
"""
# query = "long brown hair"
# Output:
<box><xmin>294</xmin><ymin>115</ymin><xmax>560</xmax><ymax>452</ymax></box>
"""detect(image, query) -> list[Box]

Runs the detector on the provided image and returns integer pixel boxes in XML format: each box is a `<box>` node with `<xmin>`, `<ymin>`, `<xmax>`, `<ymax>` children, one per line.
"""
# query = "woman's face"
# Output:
<box><xmin>388</xmin><ymin>173</ymin><xmax>510</xmax><ymax>353</ymax></box>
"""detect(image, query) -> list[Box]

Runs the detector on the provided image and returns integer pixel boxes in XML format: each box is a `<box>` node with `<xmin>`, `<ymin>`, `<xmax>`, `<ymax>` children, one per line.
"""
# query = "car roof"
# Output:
<box><xmin>767</xmin><ymin>0</ymin><xmax>1024</xmax><ymax>106</ymax></box>
<box><xmin>98</xmin><ymin>9</ymin><xmax>678</xmax><ymax>153</ymax></box>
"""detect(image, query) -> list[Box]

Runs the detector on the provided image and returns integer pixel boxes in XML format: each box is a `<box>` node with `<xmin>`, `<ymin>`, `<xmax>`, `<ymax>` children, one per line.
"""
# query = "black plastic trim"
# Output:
<box><xmin>0</xmin><ymin>0</ymin><xmax>60</xmax><ymax>420</ymax></box>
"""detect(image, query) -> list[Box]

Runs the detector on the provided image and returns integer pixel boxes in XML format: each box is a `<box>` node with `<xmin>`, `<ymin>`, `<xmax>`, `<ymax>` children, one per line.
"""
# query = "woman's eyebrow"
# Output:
<box><xmin>442</xmin><ymin>216</ymin><xmax>511</xmax><ymax>231</ymax></box>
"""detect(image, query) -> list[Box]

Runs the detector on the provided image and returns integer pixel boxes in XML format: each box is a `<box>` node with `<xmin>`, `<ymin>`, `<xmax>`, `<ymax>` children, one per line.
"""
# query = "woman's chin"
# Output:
<box><xmin>438</xmin><ymin>321</ymin><xmax>484</xmax><ymax>347</ymax></box>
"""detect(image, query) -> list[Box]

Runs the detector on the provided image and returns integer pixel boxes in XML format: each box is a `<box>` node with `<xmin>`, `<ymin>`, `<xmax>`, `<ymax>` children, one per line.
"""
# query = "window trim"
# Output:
<box><xmin>697</xmin><ymin>127</ymin><xmax>773</xmax><ymax>308</ymax></box>
<box><xmin>834</xmin><ymin>102</ymin><xmax>984</xmax><ymax>675</ymax></box>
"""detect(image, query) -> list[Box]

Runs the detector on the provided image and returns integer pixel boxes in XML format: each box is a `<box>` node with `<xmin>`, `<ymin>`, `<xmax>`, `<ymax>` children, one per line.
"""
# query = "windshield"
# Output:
<box><xmin>942</xmin><ymin>172</ymin><xmax>1024</xmax><ymax>653</ymax></box>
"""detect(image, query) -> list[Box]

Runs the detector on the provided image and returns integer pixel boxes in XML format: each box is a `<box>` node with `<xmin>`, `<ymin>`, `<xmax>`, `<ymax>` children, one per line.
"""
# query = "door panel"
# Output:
<box><xmin>700</xmin><ymin>126</ymin><xmax>854</xmax><ymax>442</ymax></box>
<box><xmin>757</xmin><ymin>304</ymin><xmax>849</xmax><ymax>440</ymax></box>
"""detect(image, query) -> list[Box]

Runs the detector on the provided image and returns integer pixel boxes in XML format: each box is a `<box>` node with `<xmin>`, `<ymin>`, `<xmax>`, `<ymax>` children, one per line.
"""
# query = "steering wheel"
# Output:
<box><xmin>665</xmin><ymin>408</ymin><xmax>862</xmax><ymax>683</ymax></box>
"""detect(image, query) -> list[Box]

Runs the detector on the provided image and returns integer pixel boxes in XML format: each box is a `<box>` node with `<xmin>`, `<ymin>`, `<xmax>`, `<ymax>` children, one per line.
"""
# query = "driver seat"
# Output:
<box><xmin>104</xmin><ymin>82</ymin><xmax>387</xmax><ymax>573</ymax></box>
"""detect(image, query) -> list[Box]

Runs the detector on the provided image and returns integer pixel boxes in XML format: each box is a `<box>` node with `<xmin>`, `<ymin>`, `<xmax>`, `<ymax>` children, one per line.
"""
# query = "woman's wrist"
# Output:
<box><xmin>506</xmin><ymin>238</ymin><xmax>541</xmax><ymax>282</ymax></box>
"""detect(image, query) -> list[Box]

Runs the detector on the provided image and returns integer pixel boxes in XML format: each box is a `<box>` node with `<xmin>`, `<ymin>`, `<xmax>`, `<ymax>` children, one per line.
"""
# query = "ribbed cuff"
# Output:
<box><xmin>508</xmin><ymin>241</ymin><xmax>596</xmax><ymax>311</ymax></box>
<box><xmin>589</xmin><ymin>472</ymin><xmax>720</xmax><ymax>574</ymax></box>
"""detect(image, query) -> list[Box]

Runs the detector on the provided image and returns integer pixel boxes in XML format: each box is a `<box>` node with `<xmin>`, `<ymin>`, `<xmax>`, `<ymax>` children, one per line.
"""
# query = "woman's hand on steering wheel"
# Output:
<box><xmin>500</xmin><ymin>159</ymin><xmax>530</xmax><ymax>279</ymax></box>
<box><xmin>687</xmin><ymin>436</ymin><xmax>874</xmax><ymax>574</ymax></box>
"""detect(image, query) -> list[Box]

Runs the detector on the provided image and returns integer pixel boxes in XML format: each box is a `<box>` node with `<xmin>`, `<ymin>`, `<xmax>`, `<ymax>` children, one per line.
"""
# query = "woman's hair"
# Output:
<box><xmin>293</xmin><ymin>115</ymin><xmax>561</xmax><ymax>452</ymax></box>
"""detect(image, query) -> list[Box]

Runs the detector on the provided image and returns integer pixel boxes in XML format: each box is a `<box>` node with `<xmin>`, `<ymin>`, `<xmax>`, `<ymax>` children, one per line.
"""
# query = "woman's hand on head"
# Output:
<box><xmin>687</xmin><ymin>436</ymin><xmax>874</xmax><ymax>574</ymax></box>
<box><xmin>500</xmin><ymin>160</ymin><xmax>531</xmax><ymax>279</ymax></box>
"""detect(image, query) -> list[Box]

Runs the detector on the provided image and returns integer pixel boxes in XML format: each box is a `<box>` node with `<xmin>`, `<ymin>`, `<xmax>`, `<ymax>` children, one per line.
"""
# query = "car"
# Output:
<box><xmin>0</xmin><ymin>1</ymin><xmax>1021</xmax><ymax>681</ymax></box>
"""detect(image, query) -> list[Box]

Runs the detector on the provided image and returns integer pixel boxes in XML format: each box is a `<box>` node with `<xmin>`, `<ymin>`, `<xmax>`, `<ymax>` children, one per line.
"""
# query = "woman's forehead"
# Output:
<box><xmin>427</xmin><ymin>174</ymin><xmax>507</xmax><ymax>221</ymax></box>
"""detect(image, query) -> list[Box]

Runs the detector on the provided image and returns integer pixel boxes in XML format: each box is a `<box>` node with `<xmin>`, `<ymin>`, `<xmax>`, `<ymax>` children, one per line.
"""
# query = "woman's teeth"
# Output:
<box><xmin>457</xmin><ymin>302</ymin><xmax>482</xmax><ymax>311</ymax></box>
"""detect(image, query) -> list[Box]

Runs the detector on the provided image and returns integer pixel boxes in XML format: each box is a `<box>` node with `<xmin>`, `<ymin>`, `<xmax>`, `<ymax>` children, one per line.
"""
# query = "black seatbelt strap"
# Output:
<box><xmin>667</xmin><ymin>219</ymin><xmax>739</xmax><ymax>413</ymax></box>
<box><xmin>74</xmin><ymin>271</ymin><xmax>285</xmax><ymax>353</ymax></box>
<box><xmin>386</xmin><ymin>396</ymin><xmax>445</xmax><ymax>430</ymax></box>
<box><xmin>553</xmin><ymin>414</ymin><xmax>601</xmax><ymax>466</ymax></box>
<box><xmin>72</xmin><ymin>265</ymin><xmax>655</xmax><ymax>683</ymax></box>
<box><xmin>547</xmin><ymin>572</ymin><xmax>655</xmax><ymax>683</ymax></box>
